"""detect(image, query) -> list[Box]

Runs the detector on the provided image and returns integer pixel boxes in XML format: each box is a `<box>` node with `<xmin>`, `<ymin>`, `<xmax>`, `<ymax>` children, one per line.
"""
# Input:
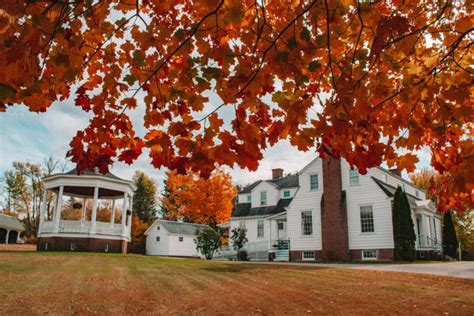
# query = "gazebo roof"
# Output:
<box><xmin>43</xmin><ymin>168</ymin><xmax>136</xmax><ymax>198</ymax></box>
<box><xmin>65</xmin><ymin>168</ymin><xmax>122</xmax><ymax>180</ymax></box>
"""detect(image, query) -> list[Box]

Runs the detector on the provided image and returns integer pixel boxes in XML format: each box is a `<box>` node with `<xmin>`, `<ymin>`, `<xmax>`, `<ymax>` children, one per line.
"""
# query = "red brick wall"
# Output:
<box><xmin>321</xmin><ymin>158</ymin><xmax>350</xmax><ymax>261</ymax></box>
<box><xmin>37</xmin><ymin>237</ymin><xmax>125</xmax><ymax>253</ymax></box>
<box><xmin>350</xmin><ymin>249</ymin><xmax>394</xmax><ymax>261</ymax></box>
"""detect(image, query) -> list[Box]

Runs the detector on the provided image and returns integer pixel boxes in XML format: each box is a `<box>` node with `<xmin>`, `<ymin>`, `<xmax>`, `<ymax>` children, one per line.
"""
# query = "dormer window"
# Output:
<box><xmin>283</xmin><ymin>190</ymin><xmax>290</xmax><ymax>198</ymax></box>
<box><xmin>260</xmin><ymin>191</ymin><xmax>267</xmax><ymax>205</ymax></box>
<box><xmin>349</xmin><ymin>169</ymin><xmax>360</xmax><ymax>186</ymax></box>
<box><xmin>415</xmin><ymin>190</ymin><xmax>419</xmax><ymax>198</ymax></box>
<box><xmin>246</xmin><ymin>195</ymin><xmax>251</xmax><ymax>203</ymax></box>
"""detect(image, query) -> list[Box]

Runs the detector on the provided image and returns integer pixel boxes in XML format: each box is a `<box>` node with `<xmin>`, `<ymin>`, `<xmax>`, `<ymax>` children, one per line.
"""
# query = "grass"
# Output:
<box><xmin>0</xmin><ymin>251</ymin><xmax>473</xmax><ymax>315</ymax></box>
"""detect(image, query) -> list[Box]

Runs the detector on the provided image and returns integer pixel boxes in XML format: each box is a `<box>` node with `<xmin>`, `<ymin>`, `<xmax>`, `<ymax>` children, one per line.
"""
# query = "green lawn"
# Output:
<box><xmin>1</xmin><ymin>252</ymin><xmax>473</xmax><ymax>315</ymax></box>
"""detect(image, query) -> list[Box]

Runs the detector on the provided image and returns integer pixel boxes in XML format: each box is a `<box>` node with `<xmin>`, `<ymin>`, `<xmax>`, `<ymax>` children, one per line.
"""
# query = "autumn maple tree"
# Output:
<box><xmin>0</xmin><ymin>1</ymin><xmax>472</xmax><ymax>211</ymax></box>
<box><xmin>161</xmin><ymin>170</ymin><xmax>236</xmax><ymax>224</ymax></box>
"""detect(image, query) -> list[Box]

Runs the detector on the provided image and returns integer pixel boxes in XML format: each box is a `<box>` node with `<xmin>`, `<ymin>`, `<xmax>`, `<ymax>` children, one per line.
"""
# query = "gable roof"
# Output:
<box><xmin>239</xmin><ymin>174</ymin><xmax>299</xmax><ymax>194</ymax></box>
<box><xmin>146</xmin><ymin>220</ymin><xmax>209</xmax><ymax>236</ymax></box>
<box><xmin>0</xmin><ymin>213</ymin><xmax>24</xmax><ymax>231</ymax></box>
<box><xmin>232</xmin><ymin>198</ymin><xmax>293</xmax><ymax>217</ymax></box>
<box><xmin>371</xmin><ymin>176</ymin><xmax>421</xmax><ymax>206</ymax></box>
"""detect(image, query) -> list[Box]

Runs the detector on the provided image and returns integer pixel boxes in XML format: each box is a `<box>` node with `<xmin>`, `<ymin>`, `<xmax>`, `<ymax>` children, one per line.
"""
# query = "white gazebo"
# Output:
<box><xmin>37</xmin><ymin>168</ymin><xmax>136</xmax><ymax>253</ymax></box>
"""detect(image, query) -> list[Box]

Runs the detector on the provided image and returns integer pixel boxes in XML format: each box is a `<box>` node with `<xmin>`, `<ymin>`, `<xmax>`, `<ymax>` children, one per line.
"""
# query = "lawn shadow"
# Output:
<box><xmin>203</xmin><ymin>262</ymin><xmax>330</xmax><ymax>274</ymax></box>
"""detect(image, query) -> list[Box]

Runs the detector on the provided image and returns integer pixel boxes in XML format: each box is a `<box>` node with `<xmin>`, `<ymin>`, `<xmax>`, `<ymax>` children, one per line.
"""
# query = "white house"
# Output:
<box><xmin>226</xmin><ymin>157</ymin><xmax>442</xmax><ymax>262</ymax></box>
<box><xmin>0</xmin><ymin>213</ymin><xmax>24</xmax><ymax>244</ymax></box>
<box><xmin>145</xmin><ymin>220</ymin><xmax>208</xmax><ymax>257</ymax></box>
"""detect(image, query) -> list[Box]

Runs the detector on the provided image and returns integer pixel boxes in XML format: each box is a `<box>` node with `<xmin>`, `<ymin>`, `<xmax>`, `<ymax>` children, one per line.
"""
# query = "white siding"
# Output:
<box><xmin>286</xmin><ymin>158</ymin><xmax>323</xmax><ymax>250</ymax></box>
<box><xmin>237</xmin><ymin>194</ymin><xmax>251</xmax><ymax>204</ymax></box>
<box><xmin>146</xmin><ymin>223</ymin><xmax>170</xmax><ymax>256</ymax></box>
<box><xmin>250</xmin><ymin>182</ymin><xmax>278</xmax><ymax>208</ymax></box>
<box><xmin>373</xmin><ymin>168</ymin><xmax>426</xmax><ymax>199</ymax></box>
<box><xmin>168</xmin><ymin>234</ymin><xmax>200</xmax><ymax>257</ymax></box>
<box><xmin>229</xmin><ymin>217</ymin><xmax>270</xmax><ymax>245</ymax></box>
<box><xmin>341</xmin><ymin>161</ymin><xmax>395</xmax><ymax>249</ymax></box>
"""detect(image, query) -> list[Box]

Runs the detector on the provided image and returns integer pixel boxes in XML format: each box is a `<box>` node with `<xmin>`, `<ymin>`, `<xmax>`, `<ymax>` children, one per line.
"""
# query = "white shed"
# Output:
<box><xmin>145</xmin><ymin>220</ymin><xmax>208</xmax><ymax>257</ymax></box>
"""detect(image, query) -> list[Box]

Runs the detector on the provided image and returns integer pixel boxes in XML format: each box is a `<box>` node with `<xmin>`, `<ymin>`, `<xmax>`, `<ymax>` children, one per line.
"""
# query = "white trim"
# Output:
<box><xmin>302</xmin><ymin>251</ymin><xmax>316</xmax><ymax>261</ymax></box>
<box><xmin>361</xmin><ymin>249</ymin><xmax>378</xmax><ymax>260</ymax></box>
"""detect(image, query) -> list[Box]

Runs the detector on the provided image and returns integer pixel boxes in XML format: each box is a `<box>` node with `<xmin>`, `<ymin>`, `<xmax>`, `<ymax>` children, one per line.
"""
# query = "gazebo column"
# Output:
<box><xmin>38</xmin><ymin>189</ymin><xmax>48</xmax><ymax>234</ymax></box>
<box><xmin>53</xmin><ymin>186</ymin><xmax>64</xmax><ymax>233</ymax></box>
<box><xmin>5</xmin><ymin>229</ymin><xmax>10</xmax><ymax>244</ymax></box>
<box><xmin>121</xmin><ymin>193</ymin><xmax>128</xmax><ymax>236</ymax></box>
<box><xmin>127</xmin><ymin>195</ymin><xmax>133</xmax><ymax>236</ymax></box>
<box><xmin>80</xmin><ymin>197</ymin><xmax>87</xmax><ymax>226</ymax></box>
<box><xmin>90</xmin><ymin>186</ymin><xmax>99</xmax><ymax>234</ymax></box>
<box><xmin>110</xmin><ymin>199</ymin><xmax>116</xmax><ymax>227</ymax></box>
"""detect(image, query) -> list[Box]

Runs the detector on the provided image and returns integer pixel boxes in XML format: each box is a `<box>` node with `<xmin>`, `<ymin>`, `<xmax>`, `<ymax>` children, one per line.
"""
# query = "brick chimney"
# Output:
<box><xmin>272</xmin><ymin>168</ymin><xmax>284</xmax><ymax>179</ymax></box>
<box><xmin>321</xmin><ymin>157</ymin><xmax>350</xmax><ymax>261</ymax></box>
<box><xmin>389</xmin><ymin>168</ymin><xmax>402</xmax><ymax>177</ymax></box>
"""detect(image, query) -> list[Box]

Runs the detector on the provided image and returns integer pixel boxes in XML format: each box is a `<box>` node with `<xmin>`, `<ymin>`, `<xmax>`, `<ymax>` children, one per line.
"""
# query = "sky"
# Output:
<box><xmin>0</xmin><ymin>95</ymin><xmax>433</xmax><ymax>193</ymax></box>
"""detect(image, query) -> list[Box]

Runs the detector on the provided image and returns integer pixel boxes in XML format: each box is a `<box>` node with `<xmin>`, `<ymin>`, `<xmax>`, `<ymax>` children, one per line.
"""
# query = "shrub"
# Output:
<box><xmin>195</xmin><ymin>227</ymin><xmax>221</xmax><ymax>260</ymax></box>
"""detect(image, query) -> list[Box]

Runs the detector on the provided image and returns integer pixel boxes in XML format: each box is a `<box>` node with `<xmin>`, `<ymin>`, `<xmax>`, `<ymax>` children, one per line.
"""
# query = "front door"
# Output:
<box><xmin>277</xmin><ymin>220</ymin><xmax>287</xmax><ymax>240</ymax></box>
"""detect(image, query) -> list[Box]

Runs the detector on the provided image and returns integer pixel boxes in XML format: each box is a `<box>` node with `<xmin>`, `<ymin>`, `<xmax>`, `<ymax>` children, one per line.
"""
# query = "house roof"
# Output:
<box><xmin>239</xmin><ymin>174</ymin><xmax>299</xmax><ymax>193</ymax></box>
<box><xmin>232</xmin><ymin>198</ymin><xmax>293</xmax><ymax>217</ymax></box>
<box><xmin>0</xmin><ymin>213</ymin><xmax>24</xmax><ymax>231</ymax></box>
<box><xmin>147</xmin><ymin>220</ymin><xmax>209</xmax><ymax>236</ymax></box>
<box><xmin>371</xmin><ymin>176</ymin><xmax>422</xmax><ymax>206</ymax></box>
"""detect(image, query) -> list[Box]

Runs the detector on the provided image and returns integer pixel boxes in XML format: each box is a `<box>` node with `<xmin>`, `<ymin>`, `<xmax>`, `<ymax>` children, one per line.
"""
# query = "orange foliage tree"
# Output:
<box><xmin>0</xmin><ymin>1</ymin><xmax>472</xmax><ymax>211</ymax></box>
<box><xmin>161</xmin><ymin>170</ymin><xmax>236</xmax><ymax>224</ymax></box>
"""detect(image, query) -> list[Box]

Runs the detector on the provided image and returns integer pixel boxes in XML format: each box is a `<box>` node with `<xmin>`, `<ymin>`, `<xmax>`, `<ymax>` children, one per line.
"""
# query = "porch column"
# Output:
<box><xmin>5</xmin><ymin>229</ymin><xmax>9</xmax><ymax>244</ymax></box>
<box><xmin>268</xmin><ymin>219</ymin><xmax>272</xmax><ymax>249</ymax></box>
<box><xmin>110</xmin><ymin>199</ymin><xmax>116</xmax><ymax>227</ymax></box>
<box><xmin>90</xmin><ymin>186</ymin><xmax>99</xmax><ymax>234</ymax></box>
<box><xmin>121</xmin><ymin>193</ymin><xmax>128</xmax><ymax>236</ymax></box>
<box><xmin>80</xmin><ymin>198</ymin><xmax>87</xmax><ymax>225</ymax></box>
<box><xmin>53</xmin><ymin>186</ymin><xmax>64</xmax><ymax>233</ymax></box>
<box><xmin>38</xmin><ymin>189</ymin><xmax>48</xmax><ymax>234</ymax></box>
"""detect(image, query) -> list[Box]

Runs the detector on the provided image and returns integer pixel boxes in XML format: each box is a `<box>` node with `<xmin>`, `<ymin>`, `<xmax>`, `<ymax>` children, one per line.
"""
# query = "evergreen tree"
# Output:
<box><xmin>392</xmin><ymin>186</ymin><xmax>416</xmax><ymax>261</ymax></box>
<box><xmin>132</xmin><ymin>171</ymin><xmax>157</xmax><ymax>223</ymax></box>
<box><xmin>442</xmin><ymin>211</ymin><xmax>458</xmax><ymax>259</ymax></box>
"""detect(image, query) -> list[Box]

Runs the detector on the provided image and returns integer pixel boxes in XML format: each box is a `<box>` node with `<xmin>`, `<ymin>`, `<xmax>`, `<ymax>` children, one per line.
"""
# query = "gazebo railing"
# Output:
<box><xmin>40</xmin><ymin>220</ymin><xmax>125</xmax><ymax>236</ymax></box>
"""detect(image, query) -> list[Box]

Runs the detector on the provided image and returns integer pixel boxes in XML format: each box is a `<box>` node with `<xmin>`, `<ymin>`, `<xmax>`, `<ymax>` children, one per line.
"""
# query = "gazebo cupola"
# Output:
<box><xmin>37</xmin><ymin>168</ymin><xmax>136</xmax><ymax>253</ymax></box>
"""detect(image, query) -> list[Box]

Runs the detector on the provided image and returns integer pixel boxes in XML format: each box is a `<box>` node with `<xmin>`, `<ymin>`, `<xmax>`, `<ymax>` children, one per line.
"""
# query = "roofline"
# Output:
<box><xmin>298</xmin><ymin>156</ymin><xmax>320</xmax><ymax>175</ymax></box>
<box><xmin>375</xmin><ymin>166</ymin><xmax>426</xmax><ymax>193</ymax></box>
<box><xmin>43</xmin><ymin>174</ymin><xmax>137</xmax><ymax>191</ymax></box>
<box><xmin>266</xmin><ymin>211</ymin><xmax>287</xmax><ymax>220</ymax></box>
<box><xmin>371</xmin><ymin>176</ymin><xmax>422</xmax><ymax>202</ymax></box>
<box><xmin>144</xmin><ymin>218</ymin><xmax>208</xmax><ymax>235</ymax></box>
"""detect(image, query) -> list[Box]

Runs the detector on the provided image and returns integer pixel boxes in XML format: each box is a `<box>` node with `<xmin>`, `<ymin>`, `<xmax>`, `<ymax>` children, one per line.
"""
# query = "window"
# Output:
<box><xmin>301</xmin><ymin>211</ymin><xmax>313</xmax><ymax>235</ymax></box>
<box><xmin>179</xmin><ymin>237</ymin><xmax>184</xmax><ymax>242</ymax></box>
<box><xmin>157</xmin><ymin>225</ymin><xmax>160</xmax><ymax>230</ymax></box>
<box><xmin>246</xmin><ymin>195</ymin><xmax>251</xmax><ymax>203</ymax></box>
<box><xmin>257</xmin><ymin>220</ymin><xmax>264</xmax><ymax>238</ymax></box>
<box><xmin>310</xmin><ymin>174</ymin><xmax>319</xmax><ymax>190</ymax></box>
<box><xmin>415</xmin><ymin>190</ymin><xmax>419</xmax><ymax>198</ymax></box>
<box><xmin>260</xmin><ymin>191</ymin><xmax>267</xmax><ymax>205</ymax></box>
<box><xmin>302</xmin><ymin>251</ymin><xmax>315</xmax><ymax>261</ymax></box>
<box><xmin>349</xmin><ymin>169</ymin><xmax>360</xmax><ymax>186</ymax></box>
<box><xmin>283</xmin><ymin>190</ymin><xmax>291</xmax><ymax>198</ymax></box>
<box><xmin>362</xmin><ymin>250</ymin><xmax>377</xmax><ymax>260</ymax></box>
<box><xmin>360</xmin><ymin>205</ymin><xmax>375</xmax><ymax>233</ymax></box>
<box><xmin>381</xmin><ymin>174</ymin><xmax>388</xmax><ymax>183</ymax></box>
<box><xmin>401</xmin><ymin>183</ymin><xmax>406</xmax><ymax>191</ymax></box>
<box><xmin>278</xmin><ymin>222</ymin><xmax>284</xmax><ymax>230</ymax></box>
<box><xmin>156</xmin><ymin>236</ymin><xmax>160</xmax><ymax>242</ymax></box>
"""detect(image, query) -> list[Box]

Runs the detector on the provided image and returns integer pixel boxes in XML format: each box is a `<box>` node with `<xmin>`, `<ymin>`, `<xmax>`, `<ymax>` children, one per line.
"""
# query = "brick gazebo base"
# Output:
<box><xmin>37</xmin><ymin>237</ymin><xmax>128</xmax><ymax>253</ymax></box>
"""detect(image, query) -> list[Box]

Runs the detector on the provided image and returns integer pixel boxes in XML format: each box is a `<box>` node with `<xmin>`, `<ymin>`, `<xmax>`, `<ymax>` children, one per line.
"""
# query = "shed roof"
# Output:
<box><xmin>232</xmin><ymin>198</ymin><xmax>293</xmax><ymax>217</ymax></box>
<box><xmin>153</xmin><ymin>220</ymin><xmax>209</xmax><ymax>235</ymax></box>
<box><xmin>0</xmin><ymin>213</ymin><xmax>24</xmax><ymax>231</ymax></box>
